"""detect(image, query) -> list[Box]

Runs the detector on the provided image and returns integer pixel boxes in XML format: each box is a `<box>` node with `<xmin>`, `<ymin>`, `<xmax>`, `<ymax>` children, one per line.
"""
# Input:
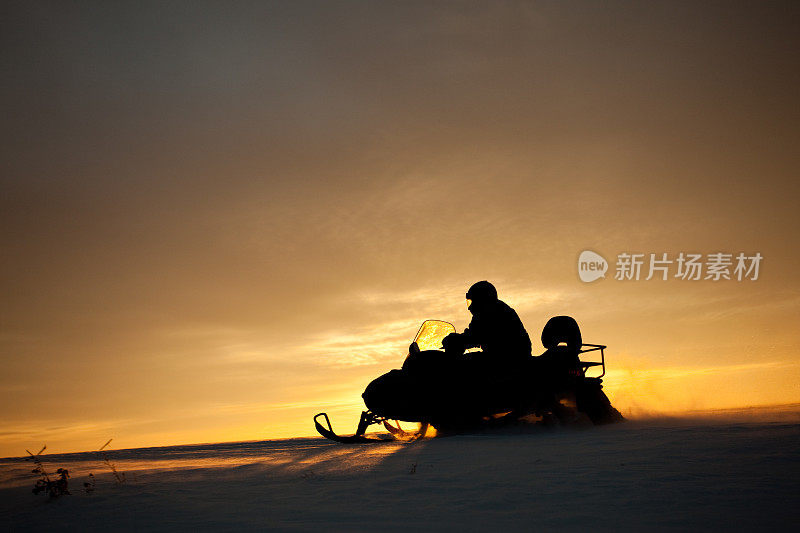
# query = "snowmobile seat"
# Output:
<box><xmin>540</xmin><ymin>315</ymin><xmax>605</xmax><ymax>378</ymax></box>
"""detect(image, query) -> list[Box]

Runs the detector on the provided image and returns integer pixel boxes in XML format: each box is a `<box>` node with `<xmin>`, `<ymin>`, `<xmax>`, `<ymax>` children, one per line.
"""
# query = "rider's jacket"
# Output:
<box><xmin>461</xmin><ymin>300</ymin><xmax>532</xmax><ymax>361</ymax></box>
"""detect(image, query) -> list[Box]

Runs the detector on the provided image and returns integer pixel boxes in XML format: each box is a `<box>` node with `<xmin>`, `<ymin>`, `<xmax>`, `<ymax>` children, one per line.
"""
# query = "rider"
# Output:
<box><xmin>442</xmin><ymin>281</ymin><xmax>532</xmax><ymax>373</ymax></box>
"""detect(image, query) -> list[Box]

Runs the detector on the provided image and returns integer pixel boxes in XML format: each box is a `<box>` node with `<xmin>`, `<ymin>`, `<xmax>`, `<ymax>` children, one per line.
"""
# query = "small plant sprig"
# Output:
<box><xmin>97</xmin><ymin>438</ymin><xmax>125</xmax><ymax>483</ymax></box>
<box><xmin>83</xmin><ymin>473</ymin><xmax>96</xmax><ymax>493</ymax></box>
<box><xmin>27</xmin><ymin>445</ymin><xmax>71</xmax><ymax>497</ymax></box>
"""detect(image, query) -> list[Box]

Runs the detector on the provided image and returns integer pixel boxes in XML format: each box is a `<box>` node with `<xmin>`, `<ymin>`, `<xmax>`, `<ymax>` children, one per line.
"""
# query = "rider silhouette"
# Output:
<box><xmin>443</xmin><ymin>281</ymin><xmax>532</xmax><ymax>372</ymax></box>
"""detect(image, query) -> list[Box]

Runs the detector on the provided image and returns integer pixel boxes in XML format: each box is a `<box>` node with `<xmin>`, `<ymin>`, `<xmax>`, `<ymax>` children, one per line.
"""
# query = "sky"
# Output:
<box><xmin>1</xmin><ymin>1</ymin><xmax>799</xmax><ymax>457</ymax></box>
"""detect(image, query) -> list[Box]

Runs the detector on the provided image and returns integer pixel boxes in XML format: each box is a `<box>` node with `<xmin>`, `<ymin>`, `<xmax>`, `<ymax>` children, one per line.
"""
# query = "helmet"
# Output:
<box><xmin>465</xmin><ymin>280</ymin><xmax>498</xmax><ymax>303</ymax></box>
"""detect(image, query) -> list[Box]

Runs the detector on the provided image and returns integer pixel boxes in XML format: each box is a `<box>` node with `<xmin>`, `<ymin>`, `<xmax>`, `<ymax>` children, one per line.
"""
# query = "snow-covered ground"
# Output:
<box><xmin>2</xmin><ymin>407</ymin><xmax>798</xmax><ymax>532</ymax></box>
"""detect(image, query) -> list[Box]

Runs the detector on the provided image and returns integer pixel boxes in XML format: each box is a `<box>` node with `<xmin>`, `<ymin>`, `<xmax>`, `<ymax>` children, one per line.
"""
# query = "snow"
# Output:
<box><xmin>2</xmin><ymin>408</ymin><xmax>798</xmax><ymax>532</ymax></box>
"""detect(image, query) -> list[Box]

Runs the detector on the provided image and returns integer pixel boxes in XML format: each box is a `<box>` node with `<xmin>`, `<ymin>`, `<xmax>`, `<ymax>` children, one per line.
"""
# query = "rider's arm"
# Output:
<box><xmin>461</xmin><ymin>319</ymin><xmax>482</xmax><ymax>349</ymax></box>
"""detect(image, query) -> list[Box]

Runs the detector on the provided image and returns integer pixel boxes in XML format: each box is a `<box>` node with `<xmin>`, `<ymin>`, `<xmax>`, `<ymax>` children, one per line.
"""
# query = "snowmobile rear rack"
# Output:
<box><xmin>578</xmin><ymin>343</ymin><xmax>606</xmax><ymax>378</ymax></box>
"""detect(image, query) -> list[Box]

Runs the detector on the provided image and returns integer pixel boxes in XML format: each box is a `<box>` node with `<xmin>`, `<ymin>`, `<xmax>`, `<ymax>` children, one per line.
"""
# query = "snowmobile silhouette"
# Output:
<box><xmin>314</xmin><ymin>316</ymin><xmax>623</xmax><ymax>443</ymax></box>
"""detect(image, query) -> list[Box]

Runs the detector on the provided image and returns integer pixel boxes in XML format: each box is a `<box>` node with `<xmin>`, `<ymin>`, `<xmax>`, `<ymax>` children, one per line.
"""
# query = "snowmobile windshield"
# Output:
<box><xmin>413</xmin><ymin>320</ymin><xmax>456</xmax><ymax>352</ymax></box>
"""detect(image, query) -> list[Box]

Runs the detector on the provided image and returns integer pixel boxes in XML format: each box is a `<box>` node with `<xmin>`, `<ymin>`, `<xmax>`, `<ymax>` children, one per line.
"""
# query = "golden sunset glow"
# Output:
<box><xmin>1</xmin><ymin>2</ymin><xmax>799</xmax><ymax>458</ymax></box>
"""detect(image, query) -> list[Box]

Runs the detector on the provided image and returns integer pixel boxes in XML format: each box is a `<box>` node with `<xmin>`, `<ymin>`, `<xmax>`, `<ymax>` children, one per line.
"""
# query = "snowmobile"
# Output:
<box><xmin>314</xmin><ymin>315</ymin><xmax>624</xmax><ymax>443</ymax></box>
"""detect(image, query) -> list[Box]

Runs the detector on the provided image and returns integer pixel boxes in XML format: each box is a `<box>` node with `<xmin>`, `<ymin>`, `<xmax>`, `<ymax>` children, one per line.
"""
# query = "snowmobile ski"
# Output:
<box><xmin>314</xmin><ymin>412</ymin><xmax>395</xmax><ymax>444</ymax></box>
